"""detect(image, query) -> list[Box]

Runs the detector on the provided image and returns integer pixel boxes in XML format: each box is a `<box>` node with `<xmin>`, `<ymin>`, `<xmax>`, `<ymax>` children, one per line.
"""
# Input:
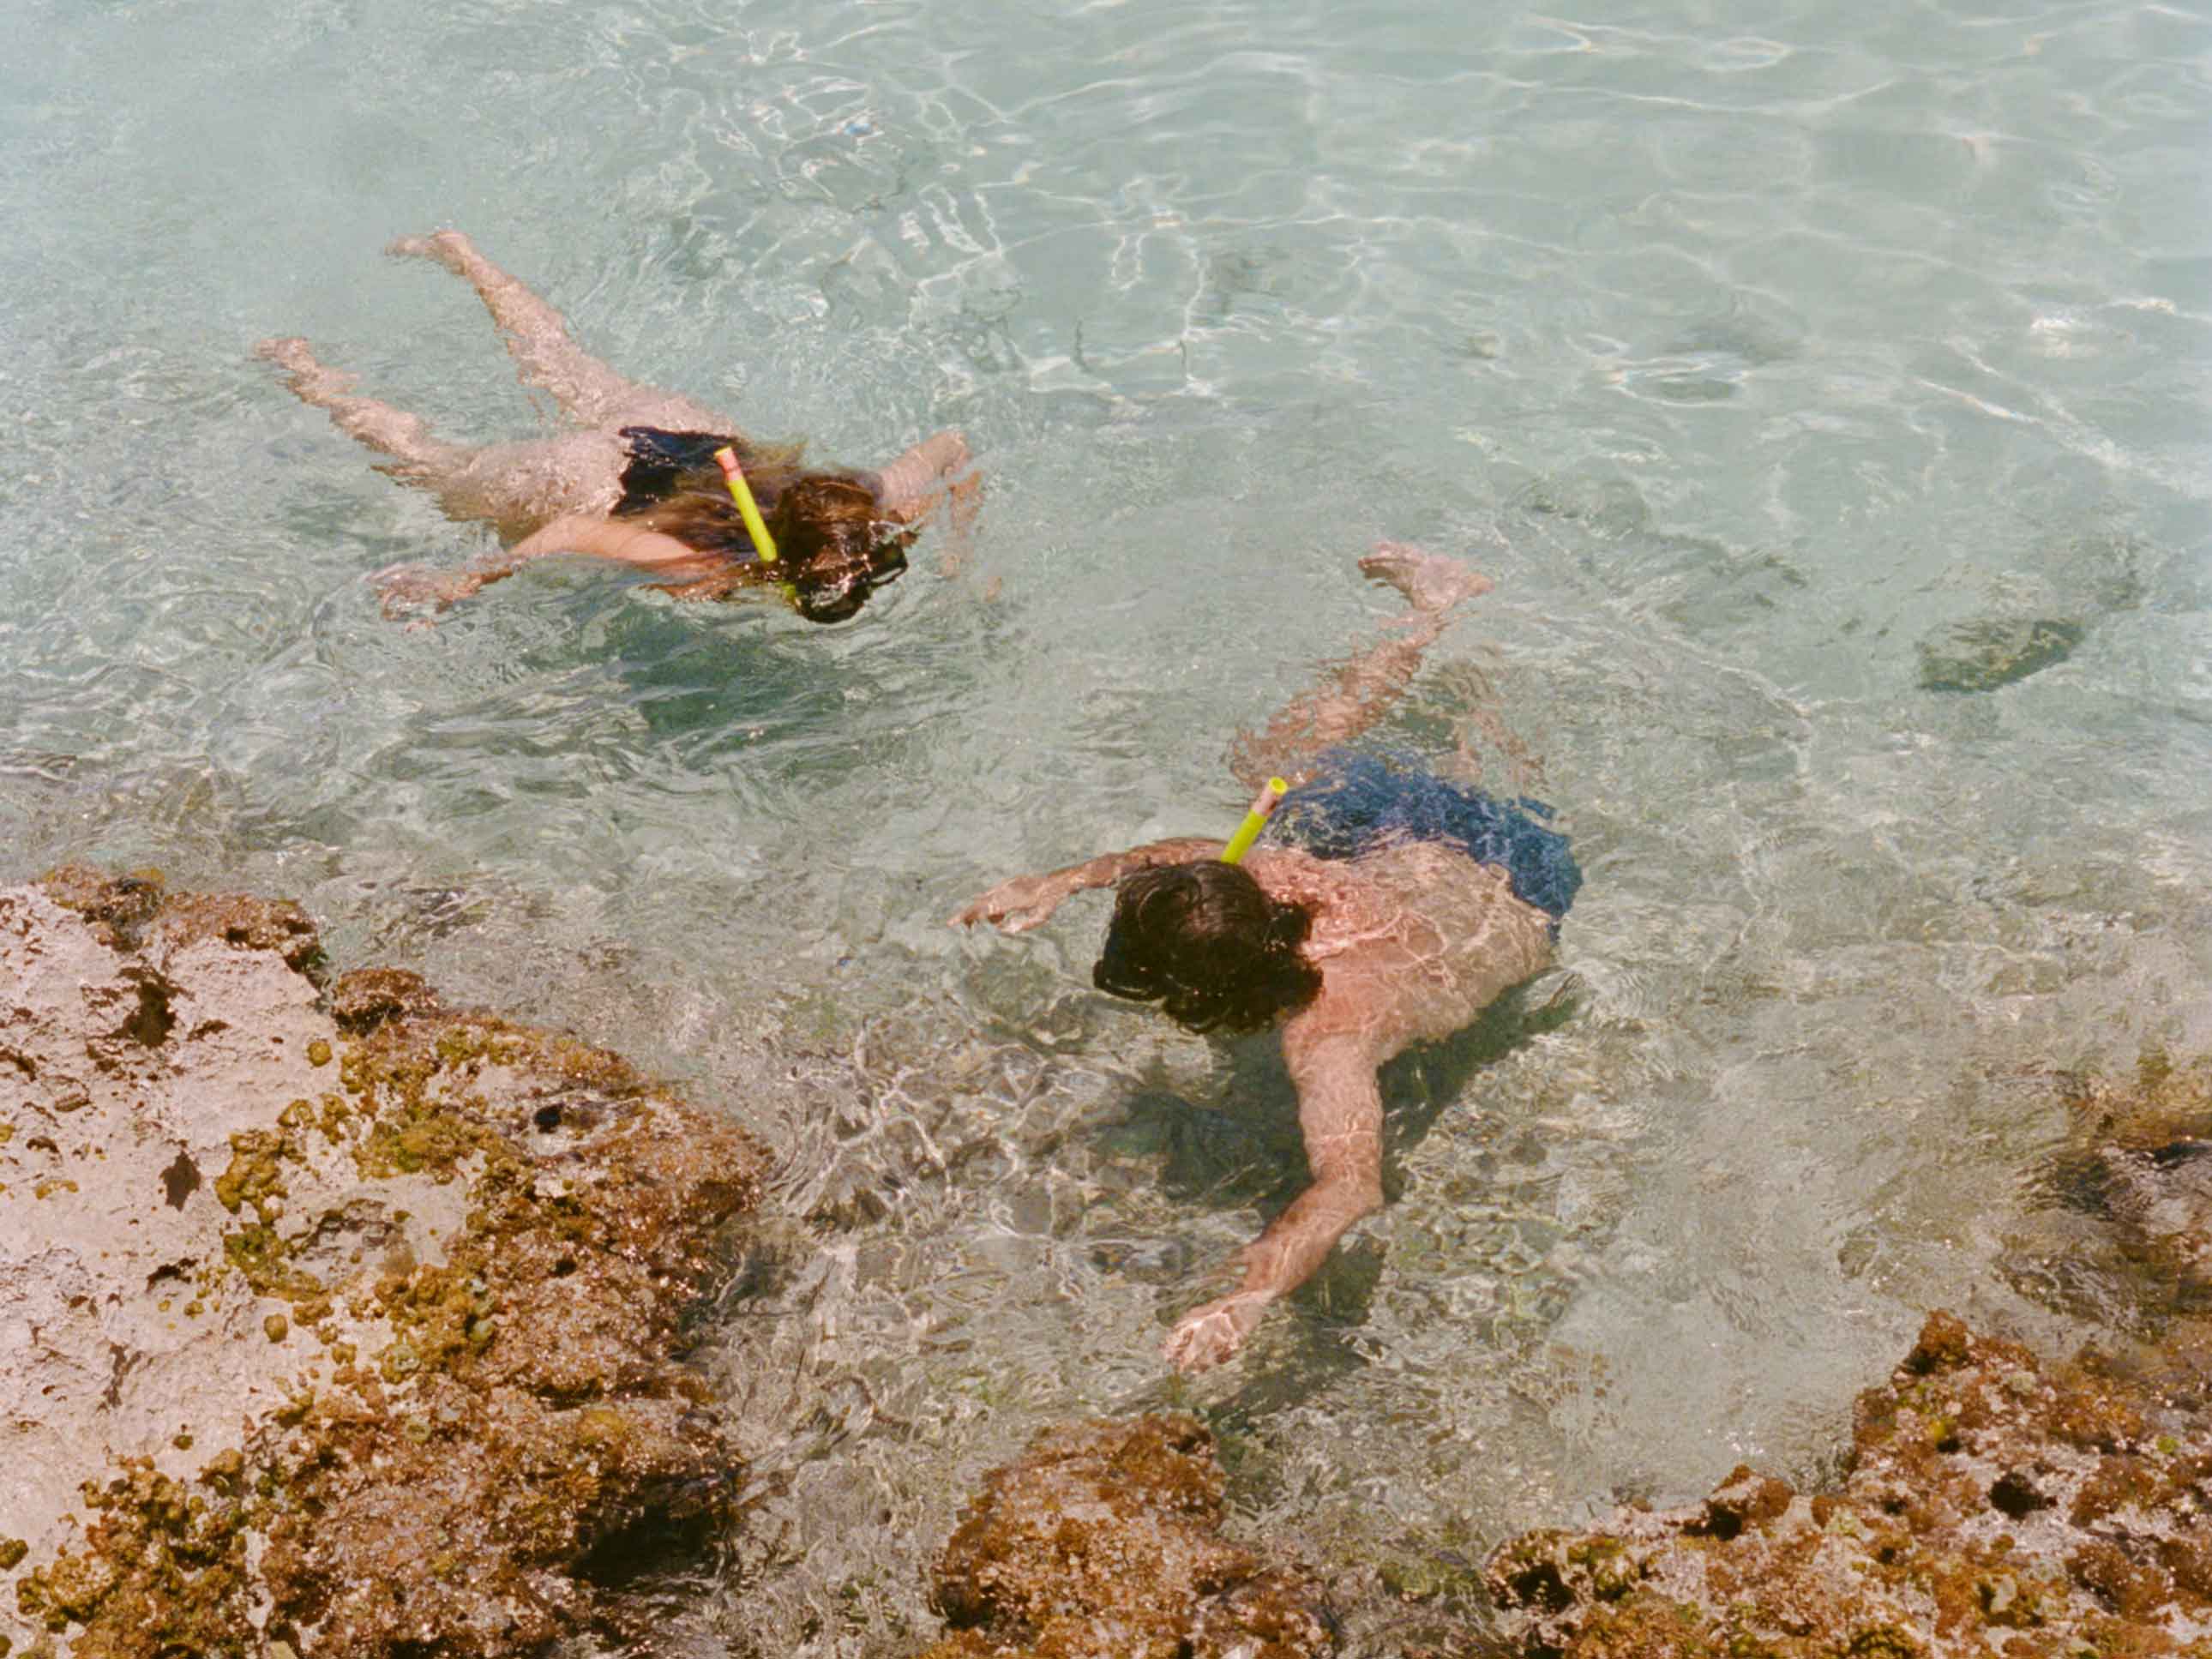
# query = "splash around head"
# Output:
<box><xmin>1093</xmin><ymin>861</ymin><xmax>1321</xmax><ymax>1035</ymax></box>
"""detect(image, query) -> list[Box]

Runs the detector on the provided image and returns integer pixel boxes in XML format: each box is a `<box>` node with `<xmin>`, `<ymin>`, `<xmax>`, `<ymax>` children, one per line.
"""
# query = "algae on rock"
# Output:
<box><xmin>1</xmin><ymin>869</ymin><xmax>770</xmax><ymax>1658</ymax></box>
<box><xmin>1915</xmin><ymin>616</ymin><xmax>2085</xmax><ymax>693</ymax></box>
<box><xmin>1483</xmin><ymin>1310</ymin><xmax>2212</xmax><ymax>1658</ymax></box>
<box><xmin>2052</xmin><ymin>1055</ymin><xmax>2212</xmax><ymax>1301</ymax></box>
<box><xmin>916</xmin><ymin>1413</ymin><xmax>1336</xmax><ymax>1659</ymax></box>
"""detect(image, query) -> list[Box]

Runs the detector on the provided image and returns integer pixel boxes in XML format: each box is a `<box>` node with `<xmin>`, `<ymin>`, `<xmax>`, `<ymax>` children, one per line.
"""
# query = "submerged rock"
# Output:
<box><xmin>0</xmin><ymin>869</ymin><xmax>769</xmax><ymax>1658</ymax></box>
<box><xmin>917</xmin><ymin>1414</ymin><xmax>1335</xmax><ymax>1659</ymax></box>
<box><xmin>1484</xmin><ymin>1310</ymin><xmax>2212</xmax><ymax>1656</ymax></box>
<box><xmin>1915</xmin><ymin>616</ymin><xmax>2085</xmax><ymax>693</ymax></box>
<box><xmin>2057</xmin><ymin>1057</ymin><xmax>2212</xmax><ymax>1301</ymax></box>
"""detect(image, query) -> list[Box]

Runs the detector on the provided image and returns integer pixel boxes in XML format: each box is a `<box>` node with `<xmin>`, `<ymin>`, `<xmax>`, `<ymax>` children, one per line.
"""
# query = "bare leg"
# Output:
<box><xmin>257</xmin><ymin>335</ymin><xmax>627</xmax><ymax>620</ymax></box>
<box><xmin>388</xmin><ymin>231</ymin><xmax>728</xmax><ymax>432</ymax></box>
<box><xmin>1226</xmin><ymin>543</ymin><xmax>1493</xmax><ymax>790</ymax></box>
<box><xmin>255</xmin><ymin>336</ymin><xmax>466</xmax><ymax>483</ymax></box>
<box><xmin>261</xmin><ymin>329</ymin><xmax>644</xmax><ymax>540</ymax></box>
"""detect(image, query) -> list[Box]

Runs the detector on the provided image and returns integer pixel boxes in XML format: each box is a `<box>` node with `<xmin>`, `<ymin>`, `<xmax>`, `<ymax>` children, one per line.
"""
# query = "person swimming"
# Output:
<box><xmin>258</xmin><ymin>231</ymin><xmax>976</xmax><ymax>624</ymax></box>
<box><xmin>953</xmin><ymin>545</ymin><xmax>1580</xmax><ymax>1372</ymax></box>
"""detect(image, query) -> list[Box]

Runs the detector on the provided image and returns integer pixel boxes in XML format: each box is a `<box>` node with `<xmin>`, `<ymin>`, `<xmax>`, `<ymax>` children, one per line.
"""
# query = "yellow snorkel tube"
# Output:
<box><xmin>1219</xmin><ymin>777</ymin><xmax>1288</xmax><ymax>865</ymax></box>
<box><xmin>714</xmin><ymin>446</ymin><xmax>778</xmax><ymax>564</ymax></box>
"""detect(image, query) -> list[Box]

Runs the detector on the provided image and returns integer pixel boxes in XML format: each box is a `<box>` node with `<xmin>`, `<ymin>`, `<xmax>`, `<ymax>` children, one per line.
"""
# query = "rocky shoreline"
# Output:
<box><xmin>917</xmin><ymin>1413</ymin><xmax>1335</xmax><ymax>1659</ymax></box>
<box><xmin>4</xmin><ymin>869</ymin><xmax>2207</xmax><ymax>1657</ymax></box>
<box><xmin>1485</xmin><ymin>1311</ymin><xmax>2211</xmax><ymax>1656</ymax></box>
<box><xmin>1</xmin><ymin>869</ymin><xmax>768</xmax><ymax>1656</ymax></box>
<box><xmin>902</xmin><ymin>1314</ymin><xmax>2209</xmax><ymax>1659</ymax></box>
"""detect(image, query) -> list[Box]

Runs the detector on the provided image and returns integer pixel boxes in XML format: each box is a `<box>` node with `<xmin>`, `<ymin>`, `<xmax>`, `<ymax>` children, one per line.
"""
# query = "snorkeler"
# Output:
<box><xmin>258</xmin><ymin>231</ymin><xmax>976</xmax><ymax>624</ymax></box>
<box><xmin>953</xmin><ymin>546</ymin><xmax>1580</xmax><ymax>1373</ymax></box>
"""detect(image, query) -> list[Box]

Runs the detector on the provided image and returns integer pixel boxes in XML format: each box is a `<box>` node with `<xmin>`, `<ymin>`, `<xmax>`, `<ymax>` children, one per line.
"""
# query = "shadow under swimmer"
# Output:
<box><xmin>956</xmin><ymin>543</ymin><xmax>1580</xmax><ymax>1375</ymax></box>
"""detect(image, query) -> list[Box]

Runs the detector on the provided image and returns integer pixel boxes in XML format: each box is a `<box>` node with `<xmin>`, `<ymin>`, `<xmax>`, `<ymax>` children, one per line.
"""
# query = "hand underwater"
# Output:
<box><xmin>1162</xmin><ymin>1292</ymin><xmax>1268</xmax><ymax>1374</ymax></box>
<box><xmin>370</xmin><ymin>562</ymin><xmax>472</xmax><ymax>621</ymax></box>
<box><xmin>950</xmin><ymin>874</ymin><xmax>1061</xmax><ymax>935</ymax></box>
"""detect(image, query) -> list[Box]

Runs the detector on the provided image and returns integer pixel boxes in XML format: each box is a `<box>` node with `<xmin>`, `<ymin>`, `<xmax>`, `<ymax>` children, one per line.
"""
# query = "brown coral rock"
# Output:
<box><xmin>919</xmin><ymin>1415</ymin><xmax>1335</xmax><ymax>1659</ymax></box>
<box><xmin>3</xmin><ymin>873</ymin><xmax>769</xmax><ymax>1658</ymax></box>
<box><xmin>39</xmin><ymin>863</ymin><xmax>321</xmax><ymax>974</ymax></box>
<box><xmin>2059</xmin><ymin>1058</ymin><xmax>2212</xmax><ymax>1299</ymax></box>
<box><xmin>328</xmin><ymin>966</ymin><xmax>441</xmax><ymax>1034</ymax></box>
<box><xmin>1483</xmin><ymin>1312</ymin><xmax>2212</xmax><ymax>1657</ymax></box>
<box><xmin>36</xmin><ymin>863</ymin><xmax>168</xmax><ymax>937</ymax></box>
<box><xmin>146</xmin><ymin>891</ymin><xmax>323</xmax><ymax>974</ymax></box>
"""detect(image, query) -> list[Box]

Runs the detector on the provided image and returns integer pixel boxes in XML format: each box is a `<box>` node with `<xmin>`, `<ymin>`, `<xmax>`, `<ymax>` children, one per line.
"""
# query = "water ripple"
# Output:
<box><xmin>3</xmin><ymin>0</ymin><xmax>2209</xmax><ymax>1651</ymax></box>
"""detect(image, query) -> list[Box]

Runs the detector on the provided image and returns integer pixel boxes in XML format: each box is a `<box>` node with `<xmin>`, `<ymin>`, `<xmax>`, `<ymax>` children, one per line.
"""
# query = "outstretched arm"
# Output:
<box><xmin>951</xmin><ymin>838</ymin><xmax>1221</xmax><ymax>934</ymax></box>
<box><xmin>1163</xmin><ymin>1025</ymin><xmax>1384</xmax><ymax>1373</ymax></box>
<box><xmin>506</xmin><ymin>515</ymin><xmax>712</xmax><ymax>572</ymax></box>
<box><xmin>370</xmin><ymin>516</ymin><xmax>716</xmax><ymax>618</ymax></box>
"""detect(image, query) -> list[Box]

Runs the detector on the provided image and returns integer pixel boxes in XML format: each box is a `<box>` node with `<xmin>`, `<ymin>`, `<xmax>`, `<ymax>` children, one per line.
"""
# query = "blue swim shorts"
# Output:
<box><xmin>1265</xmin><ymin>748</ymin><xmax>1581</xmax><ymax>929</ymax></box>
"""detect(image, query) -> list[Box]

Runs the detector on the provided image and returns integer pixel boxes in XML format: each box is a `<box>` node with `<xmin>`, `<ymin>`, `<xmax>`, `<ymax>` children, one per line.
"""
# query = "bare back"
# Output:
<box><xmin>1253</xmin><ymin>841</ymin><xmax>1554</xmax><ymax>1061</ymax></box>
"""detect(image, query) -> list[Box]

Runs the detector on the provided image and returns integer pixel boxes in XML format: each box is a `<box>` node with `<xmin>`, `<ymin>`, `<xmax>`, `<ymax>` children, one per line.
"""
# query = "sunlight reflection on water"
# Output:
<box><xmin>3</xmin><ymin>0</ymin><xmax>2209</xmax><ymax>1650</ymax></box>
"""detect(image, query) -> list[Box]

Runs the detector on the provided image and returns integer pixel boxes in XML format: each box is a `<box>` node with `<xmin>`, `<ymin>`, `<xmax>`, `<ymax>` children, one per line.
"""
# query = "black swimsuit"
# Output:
<box><xmin>606</xmin><ymin>428</ymin><xmax>907</xmax><ymax>623</ymax></box>
<box><xmin>612</xmin><ymin>425</ymin><xmax>885</xmax><ymax>553</ymax></box>
<box><xmin>613</xmin><ymin>427</ymin><xmax>744</xmax><ymax>516</ymax></box>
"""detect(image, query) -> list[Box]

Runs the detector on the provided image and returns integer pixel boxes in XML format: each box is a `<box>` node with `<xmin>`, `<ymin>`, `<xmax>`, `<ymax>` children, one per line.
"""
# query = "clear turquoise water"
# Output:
<box><xmin>3</xmin><ymin>0</ymin><xmax>2209</xmax><ymax>1649</ymax></box>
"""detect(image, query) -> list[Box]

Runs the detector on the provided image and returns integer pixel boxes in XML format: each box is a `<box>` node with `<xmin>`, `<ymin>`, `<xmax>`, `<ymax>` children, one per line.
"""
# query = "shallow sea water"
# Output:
<box><xmin>4</xmin><ymin>0</ymin><xmax>2210</xmax><ymax>1649</ymax></box>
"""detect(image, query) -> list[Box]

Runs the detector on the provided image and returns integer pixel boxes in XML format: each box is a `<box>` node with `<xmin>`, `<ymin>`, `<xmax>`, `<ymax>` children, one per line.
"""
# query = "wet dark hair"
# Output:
<box><xmin>615</xmin><ymin>446</ymin><xmax>917</xmax><ymax>625</ymax></box>
<box><xmin>1092</xmin><ymin>861</ymin><xmax>1322</xmax><ymax>1035</ymax></box>
<box><xmin>772</xmin><ymin>474</ymin><xmax>917</xmax><ymax>624</ymax></box>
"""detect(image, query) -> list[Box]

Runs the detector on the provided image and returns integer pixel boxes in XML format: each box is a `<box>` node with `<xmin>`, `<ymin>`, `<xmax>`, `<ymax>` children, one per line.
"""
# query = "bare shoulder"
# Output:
<box><xmin>1249</xmin><ymin>842</ymin><xmax>1547</xmax><ymax>940</ymax></box>
<box><xmin>1265</xmin><ymin>840</ymin><xmax>1554</xmax><ymax>1048</ymax></box>
<box><xmin>1242</xmin><ymin>845</ymin><xmax>1358</xmax><ymax>912</ymax></box>
<box><xmin>1248</xmin><ymin>843</ymin><xmax>1491</xmax><ymax>954</ymax></box>
<box><xmin>1355</xmin><ymin>839</ymin><xmax>1518</xmax><ymax>899</ymax></box>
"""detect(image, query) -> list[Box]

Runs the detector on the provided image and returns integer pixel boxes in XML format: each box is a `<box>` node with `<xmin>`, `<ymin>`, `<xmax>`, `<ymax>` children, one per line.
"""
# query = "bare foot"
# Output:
<box><xmin>254</xmin><ymin>336</ymin><xmax>356</xmax><ymax>402</ymax></box>
<box><xmin>254</xmin><ymin>334</ymin><xmax>340</xmax><ymax>382</ymax></box>
<box><xmin>1360</xmin><ymin>541</ymin><xmax>1494</xmax><ymax>613</ymax></box>
<box><xmin>386</xmin><ymin>229</ymin><xmax>477</xmax><ymax>271</ymax></box>
<box><xmin>254</xmin><ymin>334</ymin><xmax>312</xmax><ymax>371</ymax></box>
<box><xmin>1162</xmin><ymin>1291</ymin><xmax>1267</xmax><ymax>1373</ymax></box>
